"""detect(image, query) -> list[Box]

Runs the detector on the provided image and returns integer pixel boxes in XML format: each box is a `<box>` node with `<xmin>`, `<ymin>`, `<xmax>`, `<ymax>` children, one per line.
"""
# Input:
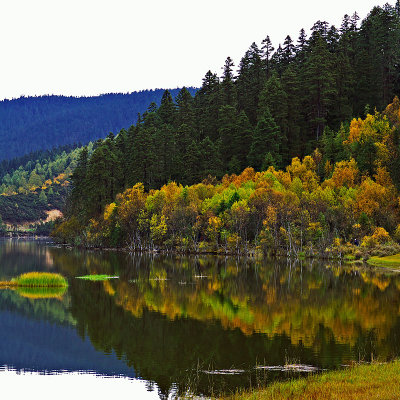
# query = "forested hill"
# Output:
<box><xmin>0</xmin><ymin>88</ymin><xmax>197</xmax><ymax>160</ymax></box>
<box><xmin>67</xmin><ymin>2</ymin><xmax>400</xmax><ymax>205</ymax></box>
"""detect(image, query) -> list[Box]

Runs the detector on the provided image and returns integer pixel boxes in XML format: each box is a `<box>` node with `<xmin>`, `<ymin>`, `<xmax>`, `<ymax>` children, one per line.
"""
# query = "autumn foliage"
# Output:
<box><xmin>52</xmin><ymin>98</ymin><xmax>400</xmax><ymax>256</ymax></box>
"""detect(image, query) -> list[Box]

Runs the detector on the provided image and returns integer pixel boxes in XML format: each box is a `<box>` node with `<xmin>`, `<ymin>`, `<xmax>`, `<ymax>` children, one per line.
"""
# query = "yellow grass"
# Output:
<box><xmin>220</xmin><ymin>362</ymin><xmax>400</xmax><ymax>400</ymax></box>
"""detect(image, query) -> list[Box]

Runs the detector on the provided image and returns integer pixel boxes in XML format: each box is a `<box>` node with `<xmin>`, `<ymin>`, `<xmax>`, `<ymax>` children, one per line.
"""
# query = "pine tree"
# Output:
<box><xmin>114</xmin><ymin>129</ymin><xmax>128</xmax><ymax>193</ymax></box>
<box><xmin>184</xmin><ymin>141</ymin><xmax>202</xmax><ymax>184</ymax></box>
<box><xmin>154</xmin><ymin>123</ymin><xmax>176</xmax><ymax>187</ymax></box>
<box><xmin>200</xmin><ymin>137</ymin><xmax>223</xmax><ymax>178</ymax></box>
<box><xmin>248</xmin><ymin>107</ymin><xmax>282</xmax><ymax>170</ymax></box>
<box><xmin>158</xmin><ymin>90</ymin><xmax>176</xmax><ymax>125</ymax></box>
<box><xmin>174</xmin><ymin>123</ymin><xmax>195</xmax><ymax>179</ymax></box>
<box><xmin>175</xmin><ymin>87</ymin><xmax>195</xmax><ymax>131</ymax></box>
<box><xmin>281</xmin><ymin>64</ymin><xmax>302</xmax><ymax>158</ymax></box>
<box><xmin>220</xmin><ymin>57</ymin><xmax>237</xmax><ymax>107</ymax></box>
<box><xmin>257</xmin><ymin>73</ymin><xmax>289</xmax><ymax>162</ymax></box>
<box><xmin>236</xmin><ymin>111</ymin><xmax>254</xmax><ymax>170</ymax></box>
<box><xmin>218</xmin><ymin>105</ymin><xmax>239</xmax><ymax>169</ymax></box>
<box><xmin>261</xmin><ymin>35</ymin><xmax>274</xmax><ymax>79</ymax></box>
<box><xmin>86</xmin><ymin>145</ymin><xmax>114</xmax><ymax>216</ymax></box>
<box><xmin>195</xmin><ymin>70</ymin><xmax>220</xmax><ymax>141</ymax></box>
<box><xmin>237</xmin><ymin>43</ymin><xmax>265</xmax><ymax>124</ymax></box>
<box><xmin>282</xmin><ymin>35</ymin><xmax>295</xmax><ymax>66</ymax></box>
<box><xmin>131</xmin><ymin>125</ymin><xmax>157</xmax><ymax>189</ymax></box>
<box><xmin>69</xmin><ymin>146</ymin><xmax>88</xmax><ymax>218</ymax></box>
<box><xmin>304</xmin><ymin>35</ymin><xmax>336</xmax><ymax>141</ymax></box>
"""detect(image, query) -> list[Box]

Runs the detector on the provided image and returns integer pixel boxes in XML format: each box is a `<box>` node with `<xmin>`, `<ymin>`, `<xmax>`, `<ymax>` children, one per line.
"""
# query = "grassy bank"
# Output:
<box><xmin>367</xmin><ymin>253</ymin><xmax>400</xmax><ymax>269</ymax></box>
<box><xmin>220</xmin><ymin>362</ymin><xmax>400</xmax><ymax>400</ymax></box>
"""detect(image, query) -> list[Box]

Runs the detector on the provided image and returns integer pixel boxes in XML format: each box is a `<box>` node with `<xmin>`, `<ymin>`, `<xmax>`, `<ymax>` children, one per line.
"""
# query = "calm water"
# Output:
<box><xmin>1</xmin><ymin>239</ymin><xmax>400</xmax><ymax>398</ymax></box>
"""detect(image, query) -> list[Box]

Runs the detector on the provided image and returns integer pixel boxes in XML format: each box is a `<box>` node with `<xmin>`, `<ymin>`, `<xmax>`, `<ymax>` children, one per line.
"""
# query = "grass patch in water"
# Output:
<box><xmin>15</xmin><ymin>272</ymin><xmax>68</xmax><ymax>287</ymax></box>
<box><xmin>16</xmin><ymin>286</ymin><xmax>67</xmax><ymax>299</ymax></box>
<box><xmin>367</xmin><ymin>253</ymin><xmax>400</xmax><ymax>269</ymax></box>
<box><xmin>76</xmin><ymin>274</ymin><xmax>119</xmax><ymax>281</ymax></box>
<box><xmin>220</xmin><ymin>361</ymin><xmax>400</xmax><ymax>400</ymax></box>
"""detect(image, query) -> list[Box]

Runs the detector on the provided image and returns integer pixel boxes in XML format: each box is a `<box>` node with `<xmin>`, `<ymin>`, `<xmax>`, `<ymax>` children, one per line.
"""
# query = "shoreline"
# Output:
<box><xmin>218</xmin><ymin>361</ymin><xmax>400</xmax><ymax>400</ymax></box>
<box><xmin>49</xmin><ymin>239</ymin><xmax>400</xmax><ymax>271</ymax></box>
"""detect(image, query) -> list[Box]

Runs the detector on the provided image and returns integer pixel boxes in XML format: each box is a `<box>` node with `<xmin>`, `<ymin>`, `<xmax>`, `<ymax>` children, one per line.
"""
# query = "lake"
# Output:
<box><xmin>1</xmin><ymin>239</ymin><xmax>400</xmax><ymax>399</ymax></box>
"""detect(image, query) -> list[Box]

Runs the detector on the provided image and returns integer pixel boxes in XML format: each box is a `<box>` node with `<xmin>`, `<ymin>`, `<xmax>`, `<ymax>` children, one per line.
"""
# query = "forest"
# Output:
<box><xmin>0</xmin><ymin>88</ymin><xmax>196</xmax><ymax>160</ymax></box>
<box><xmin>54</xmin><ymin>98</ymin><xmax>400</xmax><ymax>256</ymax></box>
<box><xmin>52</xmin><ymin>3</ymin><xmax>400</xmax><ymax>256</ymax></box>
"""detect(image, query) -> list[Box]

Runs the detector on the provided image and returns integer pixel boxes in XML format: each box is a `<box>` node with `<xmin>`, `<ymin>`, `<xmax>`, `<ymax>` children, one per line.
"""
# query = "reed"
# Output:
<box><xmin>15</xmin><ymin>272</ymin><xmax>68</xmax><ymax>287</ymax></box>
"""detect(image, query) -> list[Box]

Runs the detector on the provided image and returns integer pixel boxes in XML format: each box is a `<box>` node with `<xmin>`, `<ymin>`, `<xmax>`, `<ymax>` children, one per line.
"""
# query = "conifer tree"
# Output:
<box><xmin>220</xmin><ymin>57</ymin><xmax>237</xmax><ymax>107</ymax></box>
<box><xmin>281</xmin><ymin>64</ymin><xmax>302</xmax><ymax>158</ymax></box>
<box><xmin>154</xmin><ymin>123</ymin><xmax>176</xmax><ymax>187</ymax></box>
<box><xmin>158</xmin><ymin>90</ymin><xmax>176</xmax><ymax>125</ymax></box>
<box><xmin>261</xmin><ymin>35</ymin><xmax>274</xmax><ymax>79</ymax></box>
<box><xmin>195</xmin><ymin>71</ymin><xmax>220</xmax><ymax>141</ymax></box>
<box><xmin>237</xmin><ymin>43</ymin><xmax>265</xmax><ymax>124</ymax></box>
<box><xmin>248</xmin><ymin>107</ymin><xmax>282</xmax><ymax>170</ymax></box>
<box><xmin>236</xmin><ymin>111</ymin><xmax>254</xmax><ymax>170</ymax></box>
<box><xmin>304</xmin><ymin>35</ymin><xmax>336</xmax><ymax>141</ymax></box>
<box><xmin>174</xmin><ymin>123</ymin><xmax>194</xmax><ymax>179</ymax></box>
<box><xmin>218</xmin><ymin>105</ymin><xmax>239</xmax><ymax>169</ymax></box>
<box><xmin>69</xmin><ymin>146</ymin><xmax>89</xmax><ymax>219</ymax></box>
<box><xmin>200</xmin><ymin>137</ymin><xmax>223</xmax><ymax>178</ymax></box>
<box><xmin>282</xmin><ymin>35</ymin><xmax>295</xmax><ymax>66</ymax></box>
<box><xmin>184</xmin><ymin>141</ymin><xmax>202</xmax><ymax>184</ymax></box>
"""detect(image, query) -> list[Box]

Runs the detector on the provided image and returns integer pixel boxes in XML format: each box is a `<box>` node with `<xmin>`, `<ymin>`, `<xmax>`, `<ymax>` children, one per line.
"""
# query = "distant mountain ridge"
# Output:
<box><xmin>0</xmin><ymin>88</ymin><xmax>197</xmax><ymax>160</ymax></box>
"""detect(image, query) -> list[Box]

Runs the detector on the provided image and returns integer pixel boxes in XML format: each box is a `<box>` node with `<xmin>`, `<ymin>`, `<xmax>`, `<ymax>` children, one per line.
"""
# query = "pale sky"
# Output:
<box><xmin>0</xmin><ymin>0</ymin><xmax>391</xmax><ymax>100</ymax></box>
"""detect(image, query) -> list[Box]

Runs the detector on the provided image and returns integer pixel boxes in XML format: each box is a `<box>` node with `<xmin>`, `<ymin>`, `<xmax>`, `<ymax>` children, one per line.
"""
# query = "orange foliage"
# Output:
<box><xmin>326</xmin><ymin>159</ymin><xmax>359</xmax><ymax>189</ymax></box>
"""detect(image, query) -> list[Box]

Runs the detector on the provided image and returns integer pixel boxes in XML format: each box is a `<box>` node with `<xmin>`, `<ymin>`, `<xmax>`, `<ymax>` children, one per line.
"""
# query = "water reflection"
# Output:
<box><xmin>1</xmin><ymin>239</ymin><xmax>400</xmax><ymax>398</ymax></box>
<box><xmin>0</xmin><ymin>369</ymin><xmax>163</xmax><ymax>400</ymax></box>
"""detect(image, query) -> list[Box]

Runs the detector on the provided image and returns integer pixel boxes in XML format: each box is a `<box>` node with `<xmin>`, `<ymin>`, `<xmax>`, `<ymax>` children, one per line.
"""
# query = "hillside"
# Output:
<box><xmin>0</xmin><ymin>88</ymin><xmax>197</xmax><ymax>160</ymax></box>
<box><xmin>0</xmin><ymin>144</ymin><xmax>90</xmax><ymax>225</ymax></box>
<box><xmin>53</xmin><ymin>3</ymin><xmax>400</xmax><ymax>254</ymax></box>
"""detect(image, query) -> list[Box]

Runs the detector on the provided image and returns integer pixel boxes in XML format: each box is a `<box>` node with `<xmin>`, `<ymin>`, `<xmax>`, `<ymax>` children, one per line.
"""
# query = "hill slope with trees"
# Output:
<box><xmin>0</xmin><ymin>88</ymin><xmax>197</xmax><ymax>160</ymax></box>
<box><xmin>55</xmin><ymin>2</ymin><xmax>400</xmax><ymax>255</ymax></box>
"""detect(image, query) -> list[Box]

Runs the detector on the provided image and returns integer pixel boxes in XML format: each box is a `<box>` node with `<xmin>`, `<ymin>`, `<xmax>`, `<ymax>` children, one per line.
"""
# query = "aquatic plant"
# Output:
<box><xmin>15</xmin><ymin>272</ymin><xmax>68</xmax><ymax>287</ymax></box>
<box><xmin>76</xmin><ymin>274</ymin><xmax>119</xmax><ymax>281</ymax></box>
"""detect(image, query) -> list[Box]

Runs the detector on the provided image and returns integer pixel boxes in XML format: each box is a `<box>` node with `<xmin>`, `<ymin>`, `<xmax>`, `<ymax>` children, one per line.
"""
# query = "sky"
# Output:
<box><xmin>0</xmin><ymin>0</ymin><xmax>391</xmax><ymax>100</ymax></box>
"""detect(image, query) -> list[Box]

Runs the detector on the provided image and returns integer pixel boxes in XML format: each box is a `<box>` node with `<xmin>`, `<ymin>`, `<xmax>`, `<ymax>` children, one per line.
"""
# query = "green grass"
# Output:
<box><xmin>76</xmin><ymin>274</ymin><xmax>119</xmax><ymax>281</ymax></box>
<box><xmin>14</xmin><ymin>272</ymin><xmax>68</xmax><ymax>287</ymax></box>
<box><xmin>220</xmin><ymin>361</ymin><xmax>400</xmax><ymax>400</ymax></box>
<box><xmin>367</xmin><ymin>253</ymin><xmax>400</xmax><ymax>269</ymax></box>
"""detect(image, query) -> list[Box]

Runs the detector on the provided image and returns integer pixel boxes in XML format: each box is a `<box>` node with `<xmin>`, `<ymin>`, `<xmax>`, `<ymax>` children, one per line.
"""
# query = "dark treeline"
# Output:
<box><xmin>0</xmin><ymin>88</ymin><xmax>197</xmax><ymax>160</ymax></box>
<box><xmin>68</xmin><ymin>3</ymin><xmax>400</xmax><ymax>222</ymax></box>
